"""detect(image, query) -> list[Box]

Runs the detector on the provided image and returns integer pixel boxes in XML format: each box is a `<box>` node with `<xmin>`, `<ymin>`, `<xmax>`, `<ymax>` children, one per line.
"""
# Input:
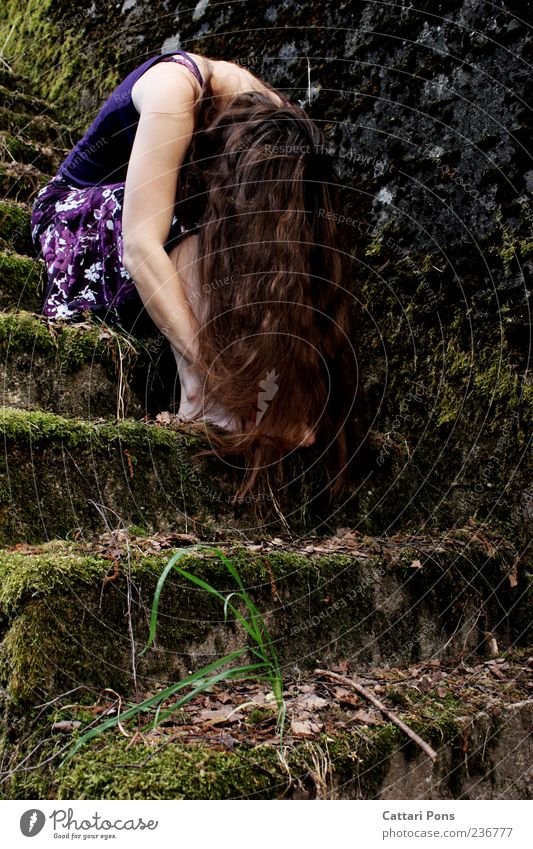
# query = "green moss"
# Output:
<box><xmin>0</xmin><ymin>310</ymin><xmax>141</xmax><ymax>375</ymax></box>
<box><xmin>0</xmin><ymin>719</ymin><xmax>415</xmax><ymax>800</ymax></box>
<box><xmin>0</xmin><ymin>544</ymin><xmax>115</xmax><ymax>612</ymax></box>
<box><xmin>126</xmin><ymin>524</ymin><xmax>150</xmax><ymax>537</ymax></box>
<box><xmin>0</xmin><ymin>201</ymin><xmax>33</xmax><ymax>254</ymax></box>
<box><xmin>0</xmin><ymin>83</ymin><xmax>56</xmax><ymax>118</ymax></box>
<box><xmin>431</xmin><ymin>331</ymin><xmax>531</xmax><ymax>429</ymax></box>
<box><xmin>385</xmin><ymin>687</ymin><xmax>412</xmax><ymax>709</ymax></box>
<box><xmin>247</xmin><ymin>707</ymin><xmax>272</xmax><ymax>724</ymax></box>
<box><xmin>0</xmin><ymin>106</ymin><xmax>70</xmax><ymax>146</ymax></box>
<box><xmin>490</xmin><ymin>224</ymin><xmax>533</xmax><ymax>273</ymax></box>
<box><xmin>0</xmin><ymin>132</ymin><xmax>61</xmax><ymax>173</ymax></box>
<box><xmin>0</xmin><ymin>162</ymin><xmax>47</xmax><ymax>203</ymax></box>
<box><xmin>0</xmin><ymin>250</ymin><xmax>45</xmax><ymax>311</ymax></box>
<box><xmin>55</xmin><ymin>737</ymin><xmax>283</xmax><ymax>800</ymax></box>
<box><xmin>475</xmin><ymin>363</ymin><xmax>521</xmax><ymax>408</ymax></box>
<box><xmin>0</xmin><ymin>543</ymin><xmax>356</xmax><ymax>618</ymax></box>
<box><xmin>364</xmin><ymin>235</ymin><xmax>383</xmax><ymax>257</ymax></box>
<box><xmin>0</xmin><ymin>0</ymin><xmax>119</xmax><ymax>133</ymax></box>
<box><xmin>0</xmin><ymin>406</ymin><xmax>190</xmax><ymax>449</ymax></box>
<box><xmin>0</xmin><ymin>406</ymin><xmax>233</xmax><ymax>544</ymax></box>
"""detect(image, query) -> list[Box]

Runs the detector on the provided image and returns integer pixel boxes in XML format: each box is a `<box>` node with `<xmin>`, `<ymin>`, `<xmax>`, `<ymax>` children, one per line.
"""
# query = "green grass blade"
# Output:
<box><xmin>209</xmin><ymin>547</ymin><xmax>264</xmax><ymax>644</ymax></box>
<box><xmin>223</xmin><ymin>591</ymin><xmax>240</xmax><ymax>621</ymax></box>
<box><xmin>209</xmin><ymin>547</ymin><xmax>281</xmax><ymax>672</ymax></box>
<box><xmin>205</xmin><ymin>547</ymin><xmax>284</xmax><ymax>708</ymax></box>
<box><xmin>139</xmin><ymin>544</ymin><xmax>215</xmax><ymax>656</ymax></box>
<box><xmin>60</xmin><ymin>647</ymin><xmax>250</xmax><ymax>765</ymax></box>
<box><xmin>172</xmin><ymin>566</ymin><xmax>262</xmax><ymax>647</ymax></box>
<box><xmin>71</xmin><ymin>544</ymin><xmax>287</xmax><ymax>762</ymax></box>
<box><xmin>152</xmin><ymin>662</ymin><xmax>269</xmax><ymax>726</ymax></box>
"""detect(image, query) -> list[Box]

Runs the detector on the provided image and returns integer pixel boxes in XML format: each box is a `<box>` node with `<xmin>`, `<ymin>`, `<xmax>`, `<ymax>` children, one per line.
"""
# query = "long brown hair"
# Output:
<box><xmin>174</xmin><ymin>60</ymin><xmax>360</xmax><ymax>505</ymax></box>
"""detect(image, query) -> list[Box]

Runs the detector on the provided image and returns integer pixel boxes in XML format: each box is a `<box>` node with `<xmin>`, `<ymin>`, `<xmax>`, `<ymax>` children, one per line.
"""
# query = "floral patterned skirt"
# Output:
<box><xmin>30</xmin><ymin>172</ymin><xmax>186</xmax><ymax>327</ymax></box>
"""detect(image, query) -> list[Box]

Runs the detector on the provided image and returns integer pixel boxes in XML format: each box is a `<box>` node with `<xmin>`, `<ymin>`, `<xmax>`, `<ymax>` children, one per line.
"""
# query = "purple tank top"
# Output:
<box><xmin>58</xmin><ymin>51</ymin><xmax>204</xmax><ymax>188</ymax></box>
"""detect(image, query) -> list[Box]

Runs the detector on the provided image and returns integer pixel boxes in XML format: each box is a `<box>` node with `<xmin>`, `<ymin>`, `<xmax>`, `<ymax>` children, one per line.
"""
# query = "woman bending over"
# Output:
<box><xmin>31</xmin><ymin>50</ymin><xmax>358</xmax><ymax>502</ymax></box>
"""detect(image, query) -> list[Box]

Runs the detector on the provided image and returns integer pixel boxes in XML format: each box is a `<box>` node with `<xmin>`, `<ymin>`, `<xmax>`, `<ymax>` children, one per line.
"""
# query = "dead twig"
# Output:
<box><xmin>103</xmin><ymin>689</ymin><xmax>129</xmax><ymax>738</ymax></box>
<box><xmin>315</xmin><ymin>668</ymin><xmax>438</xmax><ymax>762</ymax></box>
<box><xmin>260</xmin><ymin>555</ymin><xmax>282</xmax><ymax>602</ymax></box>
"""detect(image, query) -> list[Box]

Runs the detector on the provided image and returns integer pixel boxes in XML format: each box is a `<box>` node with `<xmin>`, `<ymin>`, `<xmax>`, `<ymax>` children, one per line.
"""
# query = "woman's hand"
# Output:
<box><xmin>173</xmin><ymin>347</ymin><xmax>240</xmax><ymax>431</ymax></box>
<box><xmin>173</xmin><ymin>347</ymin><xmax>316</xmax><ymax>445</ymax></box>
<box><xmin>173</xmin><ymin>347</ymin><xmax>203</xmax><ymax>418</ymax></box>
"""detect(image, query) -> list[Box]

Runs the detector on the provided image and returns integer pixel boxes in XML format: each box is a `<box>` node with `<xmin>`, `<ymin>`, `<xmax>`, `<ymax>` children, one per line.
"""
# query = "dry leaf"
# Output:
<box><xmin>291</xmin><ymin>719</ymin><xmax>324</xmax><ymax>737</ymax></box>
<box><xmin>198</xmin><ymin>709</ymin><xmax>239</xmax><ymax>726</ymax></box>
<box><xmin>297</xmin><ymin>695</ymin><xmax>329</xmax><ymax>711</ymax></box>
<box><xmin>352</xmin><ymin>709</ymin><xmax>381</xmax><ymax>725</ymax></box>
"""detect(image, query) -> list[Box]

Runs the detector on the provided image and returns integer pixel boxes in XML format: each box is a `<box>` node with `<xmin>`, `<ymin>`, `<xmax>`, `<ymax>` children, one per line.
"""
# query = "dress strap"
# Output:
<box><xmin>159</xmin><ymin>51</ymin><xmax>204</xmax><ymax>88</ymax></box>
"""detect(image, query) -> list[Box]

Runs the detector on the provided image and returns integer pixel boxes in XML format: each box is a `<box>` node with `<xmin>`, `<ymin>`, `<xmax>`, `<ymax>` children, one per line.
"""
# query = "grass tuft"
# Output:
<box><xmin>61</xmin><ymin>544</ymin><xmax>286</xmax><ymax>765</ymax></box>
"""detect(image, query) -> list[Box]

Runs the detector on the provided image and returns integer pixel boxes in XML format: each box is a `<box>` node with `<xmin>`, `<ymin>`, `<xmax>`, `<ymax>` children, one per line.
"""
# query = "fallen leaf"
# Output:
<box><xmin>198</xmin><ymin>709</ymin><xmax>239</xmax><ymax>725</ymax></box>
<box><xmin>291</xmin><ymin>719</ymin><xmax>324</xmax><ymax>737</ymax></box>
<box><xmin>487</xmin><ymin>665</ymin><xmax>505</xmax><ymax>680</ymax></box>
<box><xmin>296</xmin><ymin>695</ymin><xmax>329</xmax><ymax>711</ymax></box>
<box><xmin>218</xmin><ymin>732</ymin><xmax>237</xmax><ymax>749</ymax></box>
<box><xmin>352</xmin><ymin>710</ymin><xmax>381</xmax><ymax>726</ymax></box>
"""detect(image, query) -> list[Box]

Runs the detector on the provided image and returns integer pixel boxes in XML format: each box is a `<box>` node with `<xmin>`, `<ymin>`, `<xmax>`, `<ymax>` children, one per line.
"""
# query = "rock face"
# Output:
<box><xmin>0</xmin><ymin>2</ymin><xmax>531</xmax><ymax>800</ymax></box>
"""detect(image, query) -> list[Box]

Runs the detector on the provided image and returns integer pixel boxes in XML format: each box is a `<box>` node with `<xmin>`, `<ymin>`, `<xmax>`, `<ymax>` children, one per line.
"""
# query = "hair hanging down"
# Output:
<box><xmin>174</xmin><ymin>62</ymin><xmax>360</xmax><ymax>505</ymax></box>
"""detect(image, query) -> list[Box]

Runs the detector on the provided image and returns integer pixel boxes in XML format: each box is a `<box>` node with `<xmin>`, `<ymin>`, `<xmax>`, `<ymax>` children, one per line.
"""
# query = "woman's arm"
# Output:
<box><xmin>166</xmin><ymin>233</ymin><xmax>241</xmax><ymax>431</ymax></box>
<box><xmin>121</xmin><ymin>62</ymin><xmax>202</xmax><ymax>361</ymax></box>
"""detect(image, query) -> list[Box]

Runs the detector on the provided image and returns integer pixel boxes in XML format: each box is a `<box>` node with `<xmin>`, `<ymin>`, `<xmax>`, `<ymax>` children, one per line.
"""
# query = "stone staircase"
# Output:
<box><xmin>0</xmin><ymin>65</ymin><xmax>531</xmax><ymax>800</ymax></box>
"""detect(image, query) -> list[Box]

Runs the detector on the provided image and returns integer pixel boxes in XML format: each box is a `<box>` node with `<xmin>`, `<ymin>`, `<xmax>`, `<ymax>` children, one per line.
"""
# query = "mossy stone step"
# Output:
<box><xmin>0</xmin><ymin>66</ymin><xmax>32</xmax><ymax>96</ymax></box>
<box><xmin>0</xmin><ymin>407</ymin><xmax>249</xmax><ymax>545</ymax></box>
<box><xmin>0</xmin><ymin>535</ymin><xmax>526</xmax><ymax>706</ymax></box>
<box><xmin>0</xmin><ymin>310</ymin><xmax>145</xmax><ymax>419</ymax></box>
<box><xmin>5</xmin><ymin>699</ymin><xmax>533</xmax><ymax>800</ymax></box>
<box><xmin>0</xmin><ymin>161</ymin><xmax>48</xmax><ymax>203</ymax></box>
<box><xmin>0</xmin><ymin>106</ymin><xmax>73</xmax><ymax>147</ymax></box>
<box><xmin>0</xmin><ymin>130</ymin><xmax>65</xmax><ymax>174</ymax></box>
<box><xmin>0</xmin><ymin>249</ymin><xmax>45</xmax><ymax>311</ymax></box>
<box><xmin>0</xmin><ymin>83</ymin><xmax>57</xmax><ymax>119</ymax></box>
<box><xmin>0</xmin><ymin>200</ymin><xmax>33</xmax><ymax>254</ymax></box>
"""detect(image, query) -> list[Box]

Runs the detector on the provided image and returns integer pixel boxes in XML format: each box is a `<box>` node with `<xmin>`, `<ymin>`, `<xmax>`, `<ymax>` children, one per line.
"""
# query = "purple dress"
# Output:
<box><xmin>30</xmin><ymin>51</ymin><xmax>205</xmax><ymax>326</ymax></box>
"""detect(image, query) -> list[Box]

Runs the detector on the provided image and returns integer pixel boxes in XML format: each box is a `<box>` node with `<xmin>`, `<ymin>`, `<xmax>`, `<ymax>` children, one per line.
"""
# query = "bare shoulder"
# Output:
<box><xmin>188</xmin><ymin>53</ymin><xmax>284</xmax><ymax>107</ymax></box>
<box><xmin>221</xmin><ymin>59</ymin><xmax>285</xmax><ymax>106</ymax></box>
<box><xmin>131</xmin><ymin>60</ymin><xmax>202</xmax><ymax>113</ymax></box>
